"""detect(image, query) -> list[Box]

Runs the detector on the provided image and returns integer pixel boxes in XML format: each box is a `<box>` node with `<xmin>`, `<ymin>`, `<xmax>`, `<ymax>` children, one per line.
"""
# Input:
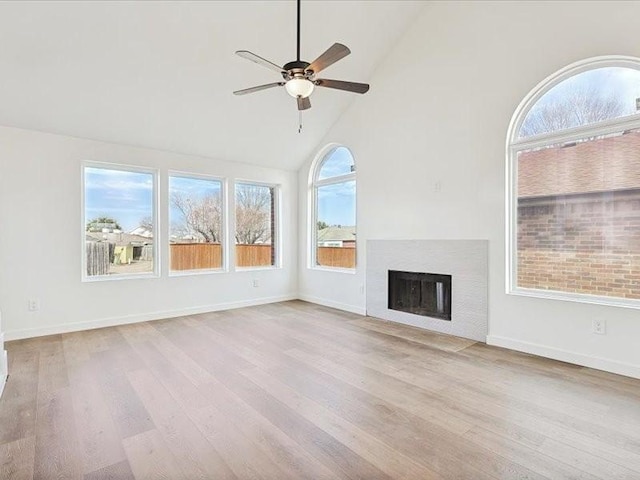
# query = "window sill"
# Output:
<box><xmin>235</xmin><ymin>266</ymin><xmax>280</xmax><ymax>272</ymax></box>
<box><xmin>82</xmin><ymin>272</ymin><xmax>159</xmax><ymax>282</ymax></box>
<box><xmin>309</xmin><ymin>266</ymin><xmax>357</xmax><ymax>275</ymax></box>
<box><xmin>169</xmin><ymin>268</ymin><xmax>227</xmax><ymax>277</ymax></box>
<box><xmin>508</xmin><ymin>287</ymin><xmax>640</xmax><ymax>310</ymax></box>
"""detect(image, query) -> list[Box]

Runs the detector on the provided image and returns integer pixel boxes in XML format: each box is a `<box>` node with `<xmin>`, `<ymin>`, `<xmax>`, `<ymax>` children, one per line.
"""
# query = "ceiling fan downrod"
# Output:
<box><xmin>296</xmin><ymin>0</ymin><xmax>301</xmax><ymax>62</ymax></box>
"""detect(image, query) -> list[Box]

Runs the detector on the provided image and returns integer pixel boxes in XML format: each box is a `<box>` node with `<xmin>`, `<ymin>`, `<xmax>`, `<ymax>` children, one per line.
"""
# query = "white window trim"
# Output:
<box><xmin>506</xmin><ymin>55</ymin><xmax>640</xmax><ymax>309</ymax></box>
<box><xmin>233</xmin><ymin>180</ymin><xmax>282</xmax><ymax>271</ymax></box>
<box><xmin>81</xmin><ymin>161</ymin><xmax>160</xmax><ymax>282</ymax></box>
<box><xmin>167</xmin><ymin>171</ymin><xmax>228</xmax><ymax>276</ymax></box>
<box><xmin>308</xmin><ymin>143</ymin><xmax>357</xmax><ymax>272</ymax></box>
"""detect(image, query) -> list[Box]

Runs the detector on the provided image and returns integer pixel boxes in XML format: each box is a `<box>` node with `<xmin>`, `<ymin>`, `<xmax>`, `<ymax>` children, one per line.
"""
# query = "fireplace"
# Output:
<box><xmin>388</xmin><ymin>270</ymin><xmax>452</xmax><ymax>320</ymax></box>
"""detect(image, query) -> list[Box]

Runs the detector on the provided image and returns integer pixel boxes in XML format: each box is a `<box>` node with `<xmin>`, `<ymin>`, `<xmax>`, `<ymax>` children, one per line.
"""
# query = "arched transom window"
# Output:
<box><xmin>311</xmin><ymin>146</ymin><xmax>356</xmax><ymax>270</ymax></box>
<box><xmin>508</xmin><ymin>57</ymin><xmax>640</xmax><ymax>306</ymax></box>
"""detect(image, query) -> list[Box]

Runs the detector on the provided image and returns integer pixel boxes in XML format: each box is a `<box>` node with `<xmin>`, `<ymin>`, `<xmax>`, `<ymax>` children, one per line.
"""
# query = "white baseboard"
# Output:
<box><xmin>0</xmin><ymin>348</ymin><xmax>6</xmax><ymax>399</ymax></box>
<box><xmin>487</xmin><ymin>334</ymin><xmax>640</xmax><ymax>380</ymax></box>
<box><xmin>298</xmin><ymin>294</ymin><xmax>366</xmax><ymax>316</ymax></box>
<box><xmin>4</xmin><ymin>294</ymin><xmax>298</xmax><ymax>341</ymax></box>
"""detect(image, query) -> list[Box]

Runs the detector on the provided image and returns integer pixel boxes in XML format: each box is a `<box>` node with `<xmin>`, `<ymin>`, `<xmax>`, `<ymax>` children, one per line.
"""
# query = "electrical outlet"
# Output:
<box><xmin>592</xmin><ymin>319</ymin><xmax>606</xmax><ymax>335</ymax></box>
<box><xmin>28</xmin><ymin>298</ymin><xmax>40</xmax><ymax>312</ymax></box>
<box><xmin>359</xmin><ymin>284</ymin><xmax>365</xmax><ymax>295</ymax></box>
<box><xmin>252</xmin><ymin>279</ymin><xmax>260</xmax><ymax>288</ymax></box>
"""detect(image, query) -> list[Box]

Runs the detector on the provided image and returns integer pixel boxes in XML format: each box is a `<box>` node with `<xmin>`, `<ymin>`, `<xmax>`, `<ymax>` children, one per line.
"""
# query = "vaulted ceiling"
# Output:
<box><xmin>0</xmin><ymin>1</ymin><xmax>424</xmax><ymax>170</ymax></box>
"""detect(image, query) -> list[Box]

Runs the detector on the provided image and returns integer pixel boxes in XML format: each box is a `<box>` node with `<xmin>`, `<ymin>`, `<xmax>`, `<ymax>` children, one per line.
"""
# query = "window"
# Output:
<box><xmin>169</xmin><ymin>174</ymin><xmax>224</xmax><ymax>273</ymax></box>
<box><xmin>235</xmin><ymin>182</ymin><xmax>277</xmax><ymax>268</ymax></box>
<box><xmin>508</xmin><ymin>57</ymin><xmax>640</xmax><ymax>305</ymax></box>
<box><xmin>83</xmin><ymin>164</ymin><xmax>157</xmax><ymax>279</ymax></box>
<box><xmin>311</xmin><ymin>146</ymin><xmax>356</xmax><ymax>269</ymax></box>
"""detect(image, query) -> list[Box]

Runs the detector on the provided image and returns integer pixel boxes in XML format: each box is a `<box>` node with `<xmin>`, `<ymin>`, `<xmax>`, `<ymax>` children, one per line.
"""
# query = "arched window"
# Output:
<box><xmin>311</xmin><ymin>146</ymin><xmax>356</xmax><ymax>269</ymax></box>
<box><xmin>507</xmin><ymin>57</ymin><xmax>640</xmax><ymax>306</ymax></box>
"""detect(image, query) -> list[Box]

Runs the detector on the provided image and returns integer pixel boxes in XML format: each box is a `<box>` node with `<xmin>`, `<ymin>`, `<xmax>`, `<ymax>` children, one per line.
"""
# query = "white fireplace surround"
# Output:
<box><xmin>366</xmin><ymin>240</ymin><xmax>488</xmax><ymax>342</ymax></box>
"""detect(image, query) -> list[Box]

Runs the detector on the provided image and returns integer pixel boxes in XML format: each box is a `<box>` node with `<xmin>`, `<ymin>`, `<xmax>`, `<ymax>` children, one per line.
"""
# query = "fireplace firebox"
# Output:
<box><xmin>388</xmin><ymin>270</ymin><xmax>452</xmax><ymax>320</ymax></box>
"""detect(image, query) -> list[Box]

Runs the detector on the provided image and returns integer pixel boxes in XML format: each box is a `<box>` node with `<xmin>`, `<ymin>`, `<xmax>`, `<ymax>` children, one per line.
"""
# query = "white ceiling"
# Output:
<box><xmin>0</xmin><ymin>1</ymin><xmax>424</xmax><ymax>170</ymax></box>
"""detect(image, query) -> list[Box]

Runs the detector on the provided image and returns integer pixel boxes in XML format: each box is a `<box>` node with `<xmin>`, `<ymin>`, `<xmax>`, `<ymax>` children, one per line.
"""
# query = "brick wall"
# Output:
<box><xmin>517</xmin><ymin>189</ymin><xmax>640</xmax><ymax>298</ymax></box>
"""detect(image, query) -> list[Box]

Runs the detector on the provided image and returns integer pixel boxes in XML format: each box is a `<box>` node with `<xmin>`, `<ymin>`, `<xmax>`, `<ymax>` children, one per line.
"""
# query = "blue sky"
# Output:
<box><xmin>85</xmin><ymin>149</ymin><xmax>358</xmax><ymax>232</ymax></box>
<box><xmin>169</xmin><ymin>176</ymin><xmax>221</xmax><ymax>232</ymax></box>
<box><xmin>85</xmin><ymin>167</ymin><xmax>153</xmax><ymax>232</ymax></box>
<box><xmin>85</xmin><ymin>169</ymin><xmax>225</xmax><ymax>233</ymax></box>
<box><xmin>318</xmin><ymin>146</ymin><xmax>355</xmax><ymax>180</ymax></box>
<box><xmin>526</xmin><ymin>66</ymin><xmax>640</xmax><ymax>120</ymax></box>
<box><xmin>318</xmin><ymin>181</ymin><xmax>356</xmax><ymax>227</ymax></box>
<box><xmin>317</xmin><ymin>147</ymin><xmax>356</xmax><ymax>227</ymax></box>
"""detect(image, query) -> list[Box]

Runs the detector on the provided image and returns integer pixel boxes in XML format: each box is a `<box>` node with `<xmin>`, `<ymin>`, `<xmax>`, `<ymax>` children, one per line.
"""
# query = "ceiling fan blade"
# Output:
<box><xmin>297</xmin><ymin>96</ymin><xmax>311</xmax><ymax>111</ymax></box>
<box><xmin>315</xmin><ymin>79</ymin><xmax>369</xmax><ymax>94</ymax></box>
<box><xmin>306</xmin><ymin>43</ymin><xmax>351</xmax><ymax>74</ymax></box>
<box><xmin>233</xmin><ymin>82</ymin><xmax>285</xmax><ymax>95</ymax></box>
<box><xmin>236</xmin><ymin>50</ymin><xmax>285</xmax><ymax>74</ymax></box>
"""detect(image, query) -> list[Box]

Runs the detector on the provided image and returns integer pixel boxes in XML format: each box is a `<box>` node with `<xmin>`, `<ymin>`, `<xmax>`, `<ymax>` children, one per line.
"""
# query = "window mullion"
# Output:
<box><xmin>512</xmin><ymin>115</ymin><xmax>640</xmax><ymax>151</ymax></box>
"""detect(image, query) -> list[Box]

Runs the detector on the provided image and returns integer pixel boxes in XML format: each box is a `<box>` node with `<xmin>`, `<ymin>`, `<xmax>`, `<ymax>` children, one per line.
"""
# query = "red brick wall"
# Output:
<box><xmin>517</xmin><ymin>189</ymin><xmax>640</xmax><ymax>299</ymax></box>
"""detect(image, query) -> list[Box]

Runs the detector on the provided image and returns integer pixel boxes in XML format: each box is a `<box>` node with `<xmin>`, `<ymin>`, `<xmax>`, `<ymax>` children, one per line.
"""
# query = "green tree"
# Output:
<box><xmin>86</xmin><ymin>217</ymin><xmax>121</xmax><ymax>232</ymax></box>
<box><xmin>317</xmin><ymin>221</ymin><xmax>329</xmax><ymax>230</ymax></box>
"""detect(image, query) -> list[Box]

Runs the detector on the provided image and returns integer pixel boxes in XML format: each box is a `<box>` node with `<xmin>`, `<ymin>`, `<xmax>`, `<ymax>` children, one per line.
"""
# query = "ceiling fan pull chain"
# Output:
<box><xmin>298</xmin><ymin>110</ymin><xmax>303</xmax><ymax>133</ymax></box>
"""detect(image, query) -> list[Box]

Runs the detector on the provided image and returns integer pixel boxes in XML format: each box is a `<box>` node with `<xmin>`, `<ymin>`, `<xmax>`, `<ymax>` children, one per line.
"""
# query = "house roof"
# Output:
<box><xmin>317</xmin><ymin>226</ymin><xmax>356</xmax><ymax>242</ymax></box>
<box><xmin>86</xmin><ymin>231</ymin><xmax>152</xmax><ymax>246</ymax></box>
<box><xmin>518</xmin><ymin>131</ymin><xmax>640</xmax><ymax>198</ymax></box>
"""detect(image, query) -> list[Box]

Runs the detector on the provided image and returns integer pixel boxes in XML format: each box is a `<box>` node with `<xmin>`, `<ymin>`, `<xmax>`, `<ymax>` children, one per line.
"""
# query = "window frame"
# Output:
<box><xmin>309</xmin><ymin>144</ymin><xmax>357</xmax><ymax>273</ymax></box>
<box><xmin>506</xmin><ymin>56</ymin><xmax>640</xmax><ymax>308</ymax></box>
<box><xmin>167</xmin><ymin>171</ymin><xmax>228</xmax><ymax>277</ymax></box>
<box><xmin>233</xmin><ymin>180</ymin><xmax>281</xmax><ymax>271</ymax></box>
<box><xmin>81</xmin><ymin>161</ymin><xmax>160</xmax><ymax>282</ymax></box>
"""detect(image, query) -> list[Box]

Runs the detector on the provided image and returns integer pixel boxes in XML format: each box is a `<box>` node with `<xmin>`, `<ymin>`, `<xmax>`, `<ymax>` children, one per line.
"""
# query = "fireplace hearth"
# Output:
<box><xmin>388</xmin><ymin>270</ymin><xmax>452</xmax><ymax>320</ymax></box>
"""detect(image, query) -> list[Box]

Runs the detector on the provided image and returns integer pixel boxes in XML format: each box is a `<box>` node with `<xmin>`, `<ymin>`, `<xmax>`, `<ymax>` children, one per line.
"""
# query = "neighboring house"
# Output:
<box><xmin>517</xmin><ymin>131</ymin><xmax>640</xmax><ymax>297</ymax></box>
<box><xmin>129</xmin><ymin>226</ymin><xmax>153</xmax><ymax>238</ymax></box>
<box><xmin>317</xmin><ymin>226</ymin><xmax>356</xmax><ymax>248</ymax></box>
<box><xmin>85</xmin><ymin>230</ymin><xmax>153</xmax><ymax>264</ymax></box>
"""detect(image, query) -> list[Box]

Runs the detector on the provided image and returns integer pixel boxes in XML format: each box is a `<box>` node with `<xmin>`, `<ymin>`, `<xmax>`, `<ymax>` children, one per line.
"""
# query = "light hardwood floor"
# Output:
<box><xmin>1</xmin><ymin>300</ymin><xmax>640</xmax><ymax>479</ymax></box>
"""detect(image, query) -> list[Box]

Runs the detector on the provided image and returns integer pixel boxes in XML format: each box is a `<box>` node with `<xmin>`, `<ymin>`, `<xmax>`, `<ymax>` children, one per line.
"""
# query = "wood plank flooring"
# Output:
<box><xmin>1</xmin><ymin>300</ymin><xmax>640</xmax><ymax>479</ymax></box>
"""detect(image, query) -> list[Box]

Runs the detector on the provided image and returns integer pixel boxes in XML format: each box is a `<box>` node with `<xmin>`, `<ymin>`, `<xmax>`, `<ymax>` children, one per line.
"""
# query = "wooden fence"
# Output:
<box><xmin>317</xmin><ymin>246</ymin><xmax>356</xmax><ymax>268</ymax></box>
<box><xmin>86</xmin><ymin>241</ymin><xmax>111</xmax><ymax>276</ymax></box>
<box><xmin>170</xmin><ymin>243</ymin><xmax>222</xmax><ymax>270</ymax></box>
<box><xmin>236</xmin><ymin>244</ymin><xmax>273</xmax><ymax>267</ymax></box>
<box><xmin>89</xmin><ymin>242</ymin><xmax>355</xmax><ymax>273</ymax></box>
<box><xmin>170</xmin><ymin>243</ymin><xmax>273</xmax><ymax>269</ymax></box>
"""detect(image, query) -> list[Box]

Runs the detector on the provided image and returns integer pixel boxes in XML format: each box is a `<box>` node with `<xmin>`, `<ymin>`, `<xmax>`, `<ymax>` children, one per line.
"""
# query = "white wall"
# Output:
<box><xmin>0</xmin><ymin>126</ymin><xmax>297</xmax><ymax>340</ymax></box>
<box><xmin>298</xmin><ymin>1</ymin><xmax>640</xmax><ymax>378</ymax></box>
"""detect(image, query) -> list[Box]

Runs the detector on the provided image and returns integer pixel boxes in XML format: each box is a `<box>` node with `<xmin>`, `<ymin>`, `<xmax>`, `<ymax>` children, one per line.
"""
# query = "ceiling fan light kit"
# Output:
<box><xmin>285</xmin><ymin>78</ymin><xmax>314</xmax><ymax>98</ymax></box>
<box><xmin>233</xmin><ymin>0</ymin><xmax>369</xmax><ymax>115</ymax></box>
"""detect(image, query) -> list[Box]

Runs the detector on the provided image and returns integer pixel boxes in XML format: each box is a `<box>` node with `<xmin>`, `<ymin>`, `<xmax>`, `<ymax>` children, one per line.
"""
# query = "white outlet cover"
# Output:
<box><xmin>593</xmin><ymin>319</ymin><xmax>606</xmax><ymax>335</ymax></box>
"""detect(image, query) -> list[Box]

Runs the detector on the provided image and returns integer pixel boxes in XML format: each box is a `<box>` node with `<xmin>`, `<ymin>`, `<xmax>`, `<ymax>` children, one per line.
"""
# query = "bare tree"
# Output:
<box><xmin>235</xmin><ymin>185</ymin><xmax>272</xmax><ymax>244</ymax></box>
<box><xmin>171</xmin><ymin>192</ymin><xmax>221</xmax><ymax>243</ymax></box>
<box><xmin>520</xmin><ymin>85</ymin><xmax>629</xmax><ymax>137</ymax></box>
<box><xmin>139</xmin><ymin>216</ymin><xmax>153</xmax><ymax>231</ymax></box>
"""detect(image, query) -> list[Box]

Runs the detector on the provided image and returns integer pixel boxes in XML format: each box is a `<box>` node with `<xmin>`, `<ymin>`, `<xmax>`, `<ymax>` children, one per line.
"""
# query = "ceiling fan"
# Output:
<box><xmin>233</xmin><ymin>0</ymin><xmax>370</xmax><ymax>112</ymax></box>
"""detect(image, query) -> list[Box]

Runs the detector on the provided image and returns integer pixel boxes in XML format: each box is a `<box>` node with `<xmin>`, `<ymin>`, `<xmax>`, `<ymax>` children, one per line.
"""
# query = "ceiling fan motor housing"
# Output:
<box><xmin>283</xmin><ymin>60</ymin><xmax>312</xmax><ymax>79</ymax></box>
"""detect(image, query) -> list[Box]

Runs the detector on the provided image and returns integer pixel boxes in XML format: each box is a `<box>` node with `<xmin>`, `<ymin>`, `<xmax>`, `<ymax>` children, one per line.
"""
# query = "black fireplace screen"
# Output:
<box><xmin>388</xmin><ymin>270</ymin><xmax>452</xmax><ymax>320</ymax></box>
